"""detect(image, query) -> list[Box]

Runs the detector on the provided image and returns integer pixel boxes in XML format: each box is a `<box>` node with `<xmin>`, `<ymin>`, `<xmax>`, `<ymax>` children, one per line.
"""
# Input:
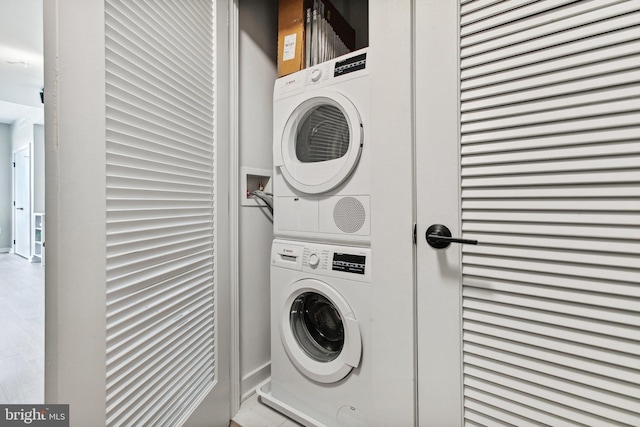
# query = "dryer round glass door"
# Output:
<box><xmin>280</xmin><ymin>279</ymin><xmax>362</xmax><ymax>384</ymax></box>
<box><xmin>278</xmin><ymin>93</ymin><xmax>363</xmax><ymax>194</ymax></box>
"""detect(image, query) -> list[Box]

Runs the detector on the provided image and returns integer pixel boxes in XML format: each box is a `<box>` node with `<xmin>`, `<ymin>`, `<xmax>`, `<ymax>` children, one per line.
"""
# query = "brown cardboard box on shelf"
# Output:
<box><xmin>277</xmin><ymin>0</ymin><xmax>356</xmax><ymax>77</ymax></box>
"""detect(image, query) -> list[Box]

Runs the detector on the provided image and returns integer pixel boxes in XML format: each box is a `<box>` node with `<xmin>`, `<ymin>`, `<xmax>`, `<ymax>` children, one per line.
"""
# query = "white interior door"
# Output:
<box><xmin>104</xmin><ymin>0</ymin><xmax>230</xmax><ymax>425</ymax></box>
<box><xmin>43</xmin><ymin>0</ymin><xmax>230</xmax><ymax>424</ymax></box>
<box><xmin>13</xmin><ymin>146</ymin><xmax>31</xmax><ymax>259</ymax></box>
<box><xmin>417</xmin><ymin>1</ymin><xmax>640</xmax><ymax>426</ymax></box>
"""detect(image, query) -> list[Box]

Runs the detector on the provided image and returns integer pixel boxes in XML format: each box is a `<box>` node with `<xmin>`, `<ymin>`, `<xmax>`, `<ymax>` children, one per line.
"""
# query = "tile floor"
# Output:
<box><xmin>0</xmin><ymin>253</ymin><xmax>45</xmax><ymax>404</ymax></box>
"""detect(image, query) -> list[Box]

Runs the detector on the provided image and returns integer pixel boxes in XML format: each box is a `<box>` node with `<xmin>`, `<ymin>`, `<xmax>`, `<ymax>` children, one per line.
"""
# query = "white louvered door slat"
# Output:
<box><xmin>462</xmin><ymin>5</ymin><xmax>640</xmax><ymax>68</ymax></box>
<box><xmin>458</xmin><ymin>0</ymin><xmax>640</xmax><ymax>425</ymax></box>
<box><xmin>462</xmin><ymin>14</ymin><xmax>640</xmax><ymax>78</ymax></box>
<box><xmin>105</xmin><ymin>1</ymin><xmax>218</xmax><ymax>426</ymax></box>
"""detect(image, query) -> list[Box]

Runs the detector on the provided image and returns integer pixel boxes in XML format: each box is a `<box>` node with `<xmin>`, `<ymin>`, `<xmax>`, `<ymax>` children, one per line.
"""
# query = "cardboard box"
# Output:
<box><xmin>278</xmin><ymin>0</ymin><xmax>356</xmax><ymax>77</ymax></box>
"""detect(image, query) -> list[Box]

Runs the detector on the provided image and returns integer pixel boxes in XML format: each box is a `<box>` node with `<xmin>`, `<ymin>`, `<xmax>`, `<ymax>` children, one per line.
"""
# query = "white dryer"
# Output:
<box><xmin>273</xmin><ymin>49</ymin><xmax>370</xmax><ymax>246</ymax></box>
<box><xmin>258</xmin><ymin>239</ymin><xmax>371</xmax><ymax>427</ymax></box>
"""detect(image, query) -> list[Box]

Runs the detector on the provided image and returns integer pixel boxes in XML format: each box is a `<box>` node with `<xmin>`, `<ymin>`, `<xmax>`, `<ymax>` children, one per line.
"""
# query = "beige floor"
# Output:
<box><xmin>0</xmin><ymin>253</ymin><xmax>45</xmax><ymax>404</ymax></box>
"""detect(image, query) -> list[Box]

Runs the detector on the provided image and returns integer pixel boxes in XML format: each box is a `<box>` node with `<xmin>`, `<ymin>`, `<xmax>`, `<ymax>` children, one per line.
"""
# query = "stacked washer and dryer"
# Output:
<box><xmin>257</xmin><ymin>49</ymin><xmax>373</xmax><ymax>427</ymax></box>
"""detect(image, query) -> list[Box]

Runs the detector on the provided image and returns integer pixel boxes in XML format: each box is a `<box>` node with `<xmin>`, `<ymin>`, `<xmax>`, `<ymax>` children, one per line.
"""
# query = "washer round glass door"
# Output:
<box><xmin>278</xmin><ymin>93</ymin><xmax>363</xmax><ymax>194</ymax></box>
<box><xmin>290</xmin><ymin>292</ymin><xmax>344</xmax><ymax>362</ymax></box>
<box><xmin>280</xmin><ymin>279</ymin><xmax>362</xmax><ymax>383</ymax></box>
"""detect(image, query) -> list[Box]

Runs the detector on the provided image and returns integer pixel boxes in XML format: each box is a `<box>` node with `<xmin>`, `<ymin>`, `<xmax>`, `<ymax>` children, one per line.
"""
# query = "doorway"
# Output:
<box><xmin>0</xmin><ymin>0</ymin><xmax>45</xmax><ymax>405</ymax></box>
<box><xmin>12</xmin><ymin>145</ymin><xmax>30</xmax><ymax>259</ymax></box>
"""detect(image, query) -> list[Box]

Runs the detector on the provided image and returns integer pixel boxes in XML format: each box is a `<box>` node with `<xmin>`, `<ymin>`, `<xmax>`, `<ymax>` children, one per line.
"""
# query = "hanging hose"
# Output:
<box><xmin>249</xmin><ymin>190</ymin><xmax>274</xmax><ymax>215</ymax></box>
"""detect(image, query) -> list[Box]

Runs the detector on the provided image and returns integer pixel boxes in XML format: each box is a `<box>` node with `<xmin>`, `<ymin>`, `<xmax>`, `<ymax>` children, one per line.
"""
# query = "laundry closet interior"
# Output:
<box><xmin>237</xmin><ymin>0</ymin><xmax>640</xmax><ymax>425</ymax></box>
<box><xmin>235</xmin><ymin>0</ymin><xmax>376</xmax><ymax>422</ymax></box>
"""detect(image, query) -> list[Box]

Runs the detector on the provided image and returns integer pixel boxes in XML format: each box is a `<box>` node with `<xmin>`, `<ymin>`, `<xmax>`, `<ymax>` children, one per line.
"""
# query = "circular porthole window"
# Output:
<box><xmin>295</xmin><ymin>104</ymin><xmax>350</xmax><ymax>164</ymax></box>
<box><xmin>290</xmin><ymin>292</ymin><xmax>345</xmax><ymax>362</ymax></box>
<box><xmin>280</xmin><ymin>279</ymin><xmax>362</xmax><ymax>384</ymax></box>
<box><xmin>277</xmin><ymin>93</ymin><xmax>363</xmax><ymax>194</ymax></box>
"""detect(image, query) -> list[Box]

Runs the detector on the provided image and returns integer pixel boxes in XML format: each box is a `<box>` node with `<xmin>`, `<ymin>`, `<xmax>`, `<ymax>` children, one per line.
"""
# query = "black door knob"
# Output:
<box><xmin>426</xmin><ymin>224</ymin><xmax>478</xmax><ymax>249</ymax></box>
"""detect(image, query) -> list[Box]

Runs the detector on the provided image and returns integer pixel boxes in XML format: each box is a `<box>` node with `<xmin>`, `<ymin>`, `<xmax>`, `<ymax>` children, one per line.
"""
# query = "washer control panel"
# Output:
<box><xmin>272</xmin><ymin>239</ymin><xmax>370</xmax><ymax>281</ymax></box>
<box><xmin>303</xmin><ymin>248</ymin><xmax>330</xmax><ymax>270</ymax></box>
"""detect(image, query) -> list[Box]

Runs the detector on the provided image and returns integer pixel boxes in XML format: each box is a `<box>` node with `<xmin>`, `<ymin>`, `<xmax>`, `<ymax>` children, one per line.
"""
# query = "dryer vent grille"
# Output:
<box><xmin>333</xmin><ymin>197</ymin><xmax>366</xmax><ymax>233</ymax></box>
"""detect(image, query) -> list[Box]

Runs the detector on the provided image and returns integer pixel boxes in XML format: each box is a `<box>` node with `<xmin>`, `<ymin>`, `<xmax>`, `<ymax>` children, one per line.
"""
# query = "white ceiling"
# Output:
<box><xmin>0</xmin><ymin>0</ymin><xmax>44</xmax><ymax>125</ymax></box>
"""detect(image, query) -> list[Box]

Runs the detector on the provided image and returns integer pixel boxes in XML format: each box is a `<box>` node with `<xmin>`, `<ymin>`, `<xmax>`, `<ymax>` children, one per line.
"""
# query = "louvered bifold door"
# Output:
<box><xmin>105</xmin><ymin>1</ymin><xmax>217</xmax><ymax>425</ymax></box>
<box><xmin>460</xmin><ymin>1</ymin><xmax>640</xmax><ymax>426</ymax></box>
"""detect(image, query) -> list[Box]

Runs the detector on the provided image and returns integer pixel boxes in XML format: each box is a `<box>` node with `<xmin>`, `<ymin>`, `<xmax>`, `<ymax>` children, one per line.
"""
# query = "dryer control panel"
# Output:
<box><xmin>272</xmin><ymin>239</ymin><xmax>370</xmax><ymax>282</ymax></box>
<box><xmin>273</xmin><ymin>48</ymin><xmax>369</xmax><ymax>101</ymax></box>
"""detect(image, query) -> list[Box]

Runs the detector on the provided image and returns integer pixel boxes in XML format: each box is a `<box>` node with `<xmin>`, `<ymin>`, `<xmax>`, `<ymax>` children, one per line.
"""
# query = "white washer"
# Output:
<box><xmin>273</xmin><ymin>49</ymin><xmax>370</xmax><ymax>246</ymax></box>
<box><xmin>258</xmin><ymin>239</ymin><xmax>371</xmax><ymax>427</ymax></box>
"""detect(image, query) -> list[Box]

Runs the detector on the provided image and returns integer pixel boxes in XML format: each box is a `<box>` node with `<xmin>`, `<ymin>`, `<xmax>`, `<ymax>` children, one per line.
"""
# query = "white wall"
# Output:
<box><xmin>238</xmin><ymin>0</ymin><xmax>278</xmax><ymax>398</ymax></box>
<box><xmin>10</xmin><ymin>116</ymin><xmax>34</xmax><ymax>152</ymax></box>
<box><xmin>33</xmin><ymin>124</ymin><xmax>45</xmax><ymax>213</ymax></box>
<box><xmin>0</xmin><ymin>123</ymin><xmax>11</xmax><ymax>250</ymax></box>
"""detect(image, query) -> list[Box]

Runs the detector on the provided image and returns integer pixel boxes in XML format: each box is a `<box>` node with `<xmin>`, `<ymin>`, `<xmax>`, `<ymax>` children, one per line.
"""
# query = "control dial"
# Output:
<box><xmin>311</xmin><ymin>68</ymin><xmax>322</xmax><ymax>82</ymax></box>
<box><xmin>308</xmin><ymin>252</ymin><xmax>320</xmax><ymax>268</ymax></box>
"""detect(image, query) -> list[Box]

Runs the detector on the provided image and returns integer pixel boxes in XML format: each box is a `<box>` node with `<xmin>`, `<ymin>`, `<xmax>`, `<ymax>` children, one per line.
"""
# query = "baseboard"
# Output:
<box><xmin>240</xmin><ymin>361</ymin><xmax>271</xmax><ymax>401</ymax></box>
<box><xmin>0</xmin><ymin>248</ymin><xmax>10</xmax><ymax>254</ymax></box>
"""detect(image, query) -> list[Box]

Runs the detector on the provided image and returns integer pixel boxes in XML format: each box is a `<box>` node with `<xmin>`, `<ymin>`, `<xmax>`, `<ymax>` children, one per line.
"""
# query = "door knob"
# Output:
<box><xmin>16</xmin><ymin>207</ymin><xmax>24</xmax><ymax>210</ymax></box>
<box><xmin>426</xmin><ymin>224</ymin><xmax>478</xmax><ymax>249</ymax></box>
